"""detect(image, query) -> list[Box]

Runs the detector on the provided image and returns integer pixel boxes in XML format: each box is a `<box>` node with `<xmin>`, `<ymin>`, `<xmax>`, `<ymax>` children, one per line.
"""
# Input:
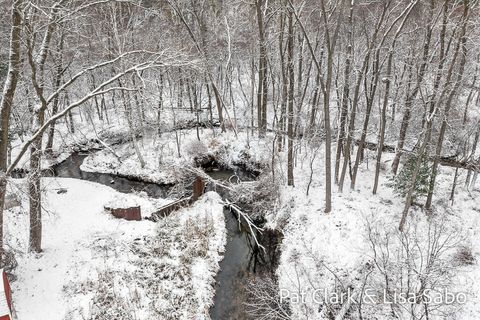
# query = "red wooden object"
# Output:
<box><xmin>0</xmin><ymin>269</ymin><xmax>12</xmax><ymax>320</ymax></box>
<box><xmin>105</xmin><ymin>206</ymin><xmax>142</xmax><ymax>221</ymax></box>
<box><xmin>192</xmin><ymin>176</ymin><xmax>205</xmax><ymax>201</ymax></box>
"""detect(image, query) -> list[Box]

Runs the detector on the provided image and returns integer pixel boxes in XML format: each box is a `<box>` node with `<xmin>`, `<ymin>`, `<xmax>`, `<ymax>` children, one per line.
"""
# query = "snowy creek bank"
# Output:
<box><xmin>44</xmin><ymin>150</ymin><xmax>283</xmax><ymax>319</ymax></box>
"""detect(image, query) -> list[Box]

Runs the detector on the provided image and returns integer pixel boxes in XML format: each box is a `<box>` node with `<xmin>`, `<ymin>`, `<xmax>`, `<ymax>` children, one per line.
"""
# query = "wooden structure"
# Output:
<box><xmin>192</xmin><ymin>176</ymin><xmax>206</xmax><ymax>201</ymax></box>
<box><xmin>105</xmin><ymin>206</ymin><xmax>142</xmax><ymax>221</ymax></box>
<box><xmin>150</xmin><ymin>176</ymin><xmax>205</xmax><ymax>221</ymax></box>
<box><xmin>150</xmin><ymin>197</ymin><xmax>192</xmax><ymax>221</ymax></box>
<box><xmin>0</xmin><ymin>269</ymin><xmax>12</xmax><ymax>320</ymax></box>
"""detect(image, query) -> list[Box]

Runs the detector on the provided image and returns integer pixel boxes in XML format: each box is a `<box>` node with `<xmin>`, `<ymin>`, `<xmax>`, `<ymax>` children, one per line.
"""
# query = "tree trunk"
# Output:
<box><xmin>350</xmin><ymin>49</ymin><xmax>381</xmax><ymax>190</ymax></box>
<box><xmin>338</xmin><ymin>4</ymin><xmax>388</xmax><ymax>192</ymax></box>
<box><xmin>0</xmin><ymin>1</ymin><xmax>23</xmax><ymax>258</ymax></box>
<box><xmin>45</xmin><ymin>35</ymin><xmax>65</xmax><ymax>155</ymax></box>
<box><xmin>335</xmin><ymin>1</ymin><xmax>353</xmax><ymax>185</ymax></box>
<box><xmin>29</xmin><ymin>127</ymin><xmax>43</xmax><ymax>253</ymax></box>
<box><xmin>372</xmin><ymin>1</ymin><xmax>417</xmax><ymax>193</ymax></box>
<box><xmin>286</xmin><ymin>8</ymin><xmax>295</xmax><ymax>186</ymax></box>
<box><xmin>256</xmin><ymin>0</ymin><xmax>268</xmax><ymax>137</ymax></box>
<box><xmin>277</xmin><ymin>10</ymin><xmax>287</xmax><ymax>152</ymax></box>
<box><xmin>373</xmin><ymin>51</ymin><xmax>393</xmax><ymax>195</ymax></box>
<box><xmin>399</xmin><ymin>0</ymin><xmax>462</xmax><ymax>230</ymax></box>
<box><xmin>319</xmin><ymin>0</ymin><xmax>342</xmax><ymax>213</ymax></box>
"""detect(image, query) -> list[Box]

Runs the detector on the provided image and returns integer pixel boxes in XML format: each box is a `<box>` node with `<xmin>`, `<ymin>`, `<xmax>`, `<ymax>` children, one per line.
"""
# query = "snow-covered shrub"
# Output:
<box><xmin>184</xmin><ymin>139</ymin><xmax>209</xmax><ymax>164</ymax></box>
<box><xmin>206</xmin><ymin>135</ymin><xmax>267</xmax><ymax>174</ymax></box>
<box><xmin>1</xmin><ymin>250</ymin><xmax>17</xmax><ymax>275</ymax></box>
<box><xmin>391</xmin><ymin>154</ymin><xmax>433</xmax><ymax>200</ymax></box>
<box><xmin>230</xmin><ymin>174</ymin><xmax>281</xmax><ymax>219</ymax></box>
<box><xmin>89</xmin><ymin>271</ymin><xmax>138</xmax><ymax>320</ymax></box>
<box><xmin>453</xmin><ymin>245</ymin><xmax>476</xmax><ymax>266</ymax></box>
<box><xmin>183</xmin><ymin>215</ymin><xmax>215</xmax><ymax>259</ymax></box>
<box><xmin>167</xmin><ymin>166</ymin><xmax>198</xmax><ymax>198</ymax></box>
<box><xmin>362</xmin><ymin>212</ymin><xmax>467</xmax><ymax>319</ymax></box>
<box><xmin>245</xmin><ymin>273</ymin><xmax>292</xmax><ymax>320</ymax></box>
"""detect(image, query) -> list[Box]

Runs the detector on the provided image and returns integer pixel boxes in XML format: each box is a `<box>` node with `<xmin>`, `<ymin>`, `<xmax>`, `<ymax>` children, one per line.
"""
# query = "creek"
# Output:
<box><xmin>45</xmin><ymin>151</ymin><xmax>280</xmax><ymax>320</ymax></box>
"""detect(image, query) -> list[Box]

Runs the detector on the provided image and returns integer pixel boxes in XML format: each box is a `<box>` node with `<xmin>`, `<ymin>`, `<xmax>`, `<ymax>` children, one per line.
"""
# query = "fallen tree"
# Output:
<box><xmin>355</xmin><ymin>139</ymin><xmax>479</xmax><ymax>172</ymax></box>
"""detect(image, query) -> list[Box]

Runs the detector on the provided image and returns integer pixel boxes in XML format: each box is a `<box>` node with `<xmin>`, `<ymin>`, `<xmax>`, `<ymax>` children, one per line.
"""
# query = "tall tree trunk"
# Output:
<box><xmin>286</xmin><ymin>7</ymin><xmax>295</xmax><ymax>186</ymax></box>
<box><xmin>308</xmin><ymin>71</ymin><xmax>321</xmax><ymax>133</ymax></box>
<box><xmin>287</xmin><ymin>0</ymin><xmax>341</xmax><ymax>211</ymax></box>
<box><xmin>399</xmin><ymin>0</ymin><xmax>465</xmax><ymax>231</ymax></box>
<box><xmin>46</xmin><ymin>35</ymin><xmax>65</xmax><ymax>155</ymax></box>
<box><xmin>319</xmin><ymin>0</ymin><xmax>342</xmax><ymax>213</ymax></box>
<box><xmin>351</xmin><ymin>0</ymin><xmax>416</xmax><ymax>190</ymax></box>
<box><xmin>372</xmin><ymin>1</ymin><xmax>417</xmax><ymax>193</ymax></box>
<box><xmin>373</xmin><ymin>51</ymin><xmax>393</xmax><ymax>195</ymax></box>
<box><xmin>0</xmin><ymin>0</ymin><xmax>23</xmax><ymax>262</ymax></box>
<box><xmin>256</xmin><ymin>0</ymin><xmax>268</xmax><ymax>137</ymax></box>
<box><xmin>350</xmin><ymin>49</ymin><xmax>381</xmax><ymax>189</ymax></box>
<box><xmin>29</xmin><ymin>111</ymin><xmax>44</xmax><ymax>253</ymax></box>
<box><xmin>338</xmin><ymin>3</ymin><xmax>388</xmax><ymax>192</ymax></box>
<box><xmin>335</xmin><ymin>1</ymin><xmax>353</xmax><ymax>185</ymax></box>
<box><xmin>277</xmin><ymin>10</ymin><xmax>287</xmax><ymax>152</ymax></box>
<box><xmin>25</xmin><ymin>1</ymin><xmax>62</xmax><ymax>253</ymax></box>
<box><xmin>157</xmin><ymin>74</ymin><xmax>164</xmax><ymax>136</ymax></box>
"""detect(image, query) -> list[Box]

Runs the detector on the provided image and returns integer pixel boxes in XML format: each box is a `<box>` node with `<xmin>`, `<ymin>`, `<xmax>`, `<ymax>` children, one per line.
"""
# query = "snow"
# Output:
<box><xmin>274</xmin><ymin>143</ymin><xmax>480</xmax><ymax>319</ymax></box>
<box><xmin>81</xmin><ymin>129</ymin><xmax>268</xmax><ymax>184</ymax></box>
<box><xmin>5</xmin><ymin>102</ymin><xmax>480</xmax><ymax>319</ymax></box>
<box><xmin>4</xmin><ymin>178</ymin><xmax>226</xmax><ymax>319</ymax></box>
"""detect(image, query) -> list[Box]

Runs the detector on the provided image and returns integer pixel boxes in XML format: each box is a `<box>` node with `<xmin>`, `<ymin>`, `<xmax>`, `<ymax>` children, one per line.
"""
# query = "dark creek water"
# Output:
<box><xmin>36</xmin><ymin>151</ymin><xmax>278</xmax><ymax>320</ymax></box>
<box><xmin>48</xmin><ymin>152</ymin><xmax>173</xmax><ymax>198</ymax></box>
<box><xmin>210</xmin><ymin>207</ymin><xmax>252</xmax><ymax>319</ymax></box>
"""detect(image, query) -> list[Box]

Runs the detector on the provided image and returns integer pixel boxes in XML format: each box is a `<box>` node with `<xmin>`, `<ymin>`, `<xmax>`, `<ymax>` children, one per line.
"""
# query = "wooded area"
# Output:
<box><xmin>0</xmin><ymin>0</ymin><xmax>479</xmax><ymax>319</ymax></box>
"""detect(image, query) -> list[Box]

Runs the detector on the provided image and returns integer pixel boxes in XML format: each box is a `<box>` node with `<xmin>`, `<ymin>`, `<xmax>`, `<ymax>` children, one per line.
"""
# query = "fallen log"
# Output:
<box><xmin>354</xmin><ymin>139</ymin><xmax>479</xmax><ymax>171</ymax></box>
<box><xmin>354</xmin><ymin>139</ymin><xmax>395</xmax><ymax>153</ymax></box>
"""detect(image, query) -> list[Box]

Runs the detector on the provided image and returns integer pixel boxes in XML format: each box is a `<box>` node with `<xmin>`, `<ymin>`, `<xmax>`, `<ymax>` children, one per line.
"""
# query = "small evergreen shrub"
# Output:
<box><xmin>392</xmin><ymin>154</ymin><xmax>433</xmax><ymax>200</ymax></box>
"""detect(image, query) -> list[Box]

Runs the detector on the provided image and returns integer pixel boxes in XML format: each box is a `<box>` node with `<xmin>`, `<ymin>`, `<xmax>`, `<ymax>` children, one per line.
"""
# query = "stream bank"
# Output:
<box><xmin>19</xmin><ymin>148</ymin><xmax>282</xmax><ymax>320</ymax></box>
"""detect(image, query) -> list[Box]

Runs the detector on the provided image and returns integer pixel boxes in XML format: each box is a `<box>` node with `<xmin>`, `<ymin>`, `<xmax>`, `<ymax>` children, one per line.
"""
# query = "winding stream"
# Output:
<box><xmin>48</xmin><ymin>152</ymin><xmax>172</xmax><ymax>198</ymax></box>
<box><xmin>46</xmin><ymin>151</ymin><xmax>273</xmax><ymax>320</ymax></box>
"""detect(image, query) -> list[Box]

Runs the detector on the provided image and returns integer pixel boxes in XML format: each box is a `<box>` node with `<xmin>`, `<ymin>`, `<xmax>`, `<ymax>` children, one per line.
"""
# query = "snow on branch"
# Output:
<box><xmin>224</xmin><ymin>198</ymin><xmax>265</xmax><ymax>252</ymax></box>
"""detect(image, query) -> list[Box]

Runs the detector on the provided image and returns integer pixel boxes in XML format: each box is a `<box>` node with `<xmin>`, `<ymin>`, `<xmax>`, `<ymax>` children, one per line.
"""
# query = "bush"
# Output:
<box><xmin>391</xmin><ymin>154</ymin><xmax>433</xmax><ymax>200</ymax></box>
<box><xmin>453</xmin><ymin>246</ymin><xmax>475</xmax><ymax>266</ymax></box>
<box><xmin>184</xmin><ymin>140</ymin><xmax>209</xmax><ymax>163</ymax></box>
<box><xmin>230</xmin><ymin>174</ymin><xmax>281</xmax><ymax>219</ymax></box>
<box><xmin>89</xmin><ymin>271</ymin><xmax>138</xmax><ymax>320</ymax></box>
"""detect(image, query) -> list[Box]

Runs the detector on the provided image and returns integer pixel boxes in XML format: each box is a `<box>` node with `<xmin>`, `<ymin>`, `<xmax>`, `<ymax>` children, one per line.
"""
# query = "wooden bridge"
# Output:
<box><xmin>149</xmin><ymin>176</ymin><xmax>205</xmax><ymax>221</ymax></box>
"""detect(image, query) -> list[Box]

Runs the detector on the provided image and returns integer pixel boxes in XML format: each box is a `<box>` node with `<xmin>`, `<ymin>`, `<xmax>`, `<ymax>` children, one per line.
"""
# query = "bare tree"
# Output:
<box><xmin>0</xmin><ymin>0</ymin><xmax>23</xmax><ymax>262</ymax></box>
<box><xmin>286</xmin><ymin>2</ymin><xmax>294</xmax><ymax>187</ymax></box>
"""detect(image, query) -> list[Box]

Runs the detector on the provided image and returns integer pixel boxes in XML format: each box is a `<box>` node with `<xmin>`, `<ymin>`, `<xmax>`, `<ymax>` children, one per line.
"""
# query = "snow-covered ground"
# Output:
<box><xmin>81</xmin><ymin>129</ymin><xmax>270</xmax><ymax>184</ymax></box>
<box><xmin>273</xmin><ymin>144</ymin><xmax>480</xmax><ymax>319</ymax></box>
<box><xmin>4</xmin><ymin>178</ymin><xmax>226</xmax><ymax>319</ymax></box>
<box><xmin>6</xmin><ymin>103</ymin><xmax>480</xmax><ymax>319</ymax></box>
